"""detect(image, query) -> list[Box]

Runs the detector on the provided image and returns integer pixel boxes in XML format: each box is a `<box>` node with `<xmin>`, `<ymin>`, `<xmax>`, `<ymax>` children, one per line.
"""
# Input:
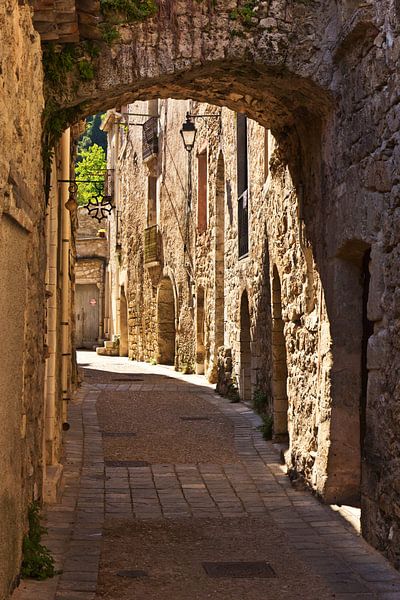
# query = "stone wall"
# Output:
<box><xmin>27</xmin><ymin>0</ymin><xmax>400</xmax><ymax>570</ymax></box>
<box><xmin>0</xmin><ymin>1</ymin><xmax>45</xmax><ymax>596</ymax></box>
<box><xmin>105</xmin><ymin>99</ymin><xmax>331</xmax><ymax>504</ymax></box>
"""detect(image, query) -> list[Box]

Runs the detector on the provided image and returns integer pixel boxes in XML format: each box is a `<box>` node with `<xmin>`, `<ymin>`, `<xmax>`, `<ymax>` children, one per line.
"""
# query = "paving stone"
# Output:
<box><xmin>15</xmin><ymin>358</ymin><xmax>400</xmax><ymax>600</ymax></box>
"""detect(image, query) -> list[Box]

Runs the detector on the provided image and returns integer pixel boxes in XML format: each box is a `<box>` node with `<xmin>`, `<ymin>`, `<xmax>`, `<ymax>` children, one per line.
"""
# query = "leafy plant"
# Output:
<box><xmin>253</xmin><ymin>389</ymin><xmax>267</xmax><ymax>414</ymax></box>
<box><xmin>259</xmin><ymin>414</ymin><xmax>273</xmax><ymax>440</ymax></box>
<box><xmin>75</xmin><ymin>144</ymin><xmax>107</xmax><ymax>206</ymax></box>
<box><xmin>149</xmin><ymin>357</ymin><xmax>157</xmax><ymax>365</ymax></box>
<box><xmin>21</xmin><ymin>502</ymin><xmax>55</xmax><ymax>580</ymax></box>
<box><xmin>42</xmin><ymin>44</ymin><xmax>76</xmax><ymax>86</ymax></box>
<box><xmin>100</xmin><ymin>22</ymin><xmax>121</xmax><ymax>43</ymax></box>
<box><xmin>77</xmin><ymin>114</ymin><xmax>107</xmax><ymax>158</ymax></box>
<box><xmin>229</xmin><ymin>0</ymin><xmax>258</xmax><ymax>26</ymax></box>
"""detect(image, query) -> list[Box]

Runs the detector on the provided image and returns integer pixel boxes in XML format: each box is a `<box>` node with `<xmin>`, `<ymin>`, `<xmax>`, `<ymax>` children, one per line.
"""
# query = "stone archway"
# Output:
<box><xmin>39</xmin><ymin>0</ymin><xmax>334</xmax><ymax>147</ymax></box>
<box><xmin>157</xmin><ymin>276</ymin><xmax>176</xmax><ymax>365</ymax></box>
<box><xmin>325</xmin><ymin>240</ymin><xmax>373</xmax><ymax>507</ymax></box>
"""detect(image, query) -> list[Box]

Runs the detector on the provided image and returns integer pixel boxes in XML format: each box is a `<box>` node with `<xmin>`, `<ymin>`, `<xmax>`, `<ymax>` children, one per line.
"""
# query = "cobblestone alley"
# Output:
<box><xmin>14</xmin><ymin>353</ymin><xmax>400</xmax><ymax>600</ymax></box>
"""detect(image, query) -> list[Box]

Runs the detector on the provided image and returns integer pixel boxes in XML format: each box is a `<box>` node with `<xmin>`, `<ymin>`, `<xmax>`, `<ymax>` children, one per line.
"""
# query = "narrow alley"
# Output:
<box><xmin>14</xmin><ymin>353</ymin><xmax>400</xmax><ymax>600</ymax></box>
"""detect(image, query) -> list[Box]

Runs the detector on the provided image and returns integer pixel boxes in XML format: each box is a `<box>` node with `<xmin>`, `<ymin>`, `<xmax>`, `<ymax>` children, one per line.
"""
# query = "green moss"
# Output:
<box><xmin>42</xmin><ymin>44</ymin><xmax>76</xmax><ymax>85</ymax></box>
<box><xmin>78</xmin><ymin>59</ymin><xmax>95</xmax><ymax>81</ymax></box>
<box><xmin>100</xmin><ymin>22</ymin><xmax>121</xmax><ymax>43</ymax></box>
<box><xmin>100</xmin><ymin>0</ymin><xmax>157</xmax><ymax>22</ymax></box>
<box><xmin>43</xmin><ymin>43</ymin><xmax>97</xmax><ymax>89</ymax></box>
<box><xmin>229</xmin><ymin>0</ymin><xmax>258</xmax><ymax>26</ymax></box>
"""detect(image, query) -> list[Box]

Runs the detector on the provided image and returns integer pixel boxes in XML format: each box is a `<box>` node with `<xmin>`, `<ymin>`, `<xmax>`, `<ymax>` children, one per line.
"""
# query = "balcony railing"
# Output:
<box><xmin>144</xmin><ymin>224</ymin><xmax>161</xmax><ymax>264</ymax></box>
<box><xmin>142</xmin><ymin>117</ymin><xmax>159</xmax><ymax>161</ymax></box>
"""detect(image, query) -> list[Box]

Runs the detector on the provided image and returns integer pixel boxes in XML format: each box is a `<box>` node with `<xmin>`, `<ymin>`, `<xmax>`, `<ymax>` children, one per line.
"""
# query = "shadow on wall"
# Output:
<box><xmin>239</xmin><ymin>290</ymin><xmax>252</xmax><ymax>402</ymax></box>
<box><xmin>250</xmin><ymin>227</ymin><xmax>273</xmax><ymax>412</ymax></box>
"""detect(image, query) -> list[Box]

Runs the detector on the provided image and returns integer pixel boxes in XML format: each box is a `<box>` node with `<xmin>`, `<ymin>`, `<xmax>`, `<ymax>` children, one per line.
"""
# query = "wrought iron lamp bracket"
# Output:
<box><xmin>57</xmin><ymin>178</ymin><xmax>114</xmax><ymax>223</ymax></box>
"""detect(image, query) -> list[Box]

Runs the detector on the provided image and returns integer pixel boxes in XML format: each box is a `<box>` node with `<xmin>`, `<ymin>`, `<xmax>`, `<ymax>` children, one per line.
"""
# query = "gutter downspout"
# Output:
<box><xmin>60</xmin><ymin>129</ymin><xmax>71</xmax><ymax>424</ymax></box>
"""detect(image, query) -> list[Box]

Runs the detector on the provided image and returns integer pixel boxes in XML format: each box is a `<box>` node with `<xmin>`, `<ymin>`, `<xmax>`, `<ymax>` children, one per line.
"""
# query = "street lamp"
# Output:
<box><xmin>180</xmin><ymin>116</ymin><xmax>197</xmax><ymax>152</ymax></box>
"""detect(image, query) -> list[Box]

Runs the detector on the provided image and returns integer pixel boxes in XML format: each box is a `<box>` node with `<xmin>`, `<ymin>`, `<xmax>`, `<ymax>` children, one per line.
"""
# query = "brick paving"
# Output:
<box><xmin>13</xmin><ymin>352</ymin><xmax>400</xmax><ymax>600</ymax></box>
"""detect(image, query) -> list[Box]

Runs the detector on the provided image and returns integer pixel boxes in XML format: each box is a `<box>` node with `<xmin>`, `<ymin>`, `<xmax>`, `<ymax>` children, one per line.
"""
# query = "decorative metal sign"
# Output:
<box><xmin>58</xmin><ymin>174</ymin><xmax>114</xmax><ymax>223</ymax></box>
<box><xmin>84</xmin><ymin>190</ymin><xmax>114</xmax><ymax>223</ymax></box>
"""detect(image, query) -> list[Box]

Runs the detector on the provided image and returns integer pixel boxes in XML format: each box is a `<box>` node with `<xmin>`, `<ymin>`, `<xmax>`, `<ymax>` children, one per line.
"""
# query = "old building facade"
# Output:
<box><xmin>103</xmin><ymin>99</ymin><xmax>335</xmax><ymax>499</ymax></box>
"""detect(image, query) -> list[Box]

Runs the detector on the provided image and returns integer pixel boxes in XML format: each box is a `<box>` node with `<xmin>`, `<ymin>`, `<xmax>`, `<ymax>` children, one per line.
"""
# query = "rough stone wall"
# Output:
<box><xmin>319</xmin><ymin>0</ymin><xmax>400</xmax><ymax>566</ymax></box>
<box><xmin>0</xmin><ymin>1</ymin><xmax>45</xmax><ymax>596</ymax></box>
<box><xmin>32</xmin><ymin>0</ymin><xmax>400</xmax><ymax>569</ymax></box>
<box><xmin>106</xmin><ymin>99</ymin><xmax>195</xmax><ymax>367</ymax></box>
<box><xmin>76</xmin><ymin>258</ymin><xmax>104</xmax><ymax>285</ymax></box>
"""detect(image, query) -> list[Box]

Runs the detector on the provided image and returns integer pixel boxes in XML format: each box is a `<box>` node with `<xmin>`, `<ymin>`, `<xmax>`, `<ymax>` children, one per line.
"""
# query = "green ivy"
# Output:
<box><xmin>43</xmin><ymin>43</ymin><xmax>97</xmax><ymax>88</ymax></box>
<box><xmin>78</xmin><ymin>59</ymin><xmax>95</xmax><ymax>81</ymax></box>
<box><xmin>42</xmin><ymin>44</ymin><xmax>76</xmax><ymax>85</ymax></box>
<box><xmin>42</xmin><ymin>101</ymin><xmax>86</xmax><ymax>198</ymax></box>
<box><xmin>100</xmin><ymin>22</ymin><xmax>121</xmax><ymax>43</ymax></box>
<box><xmin>21</xmin><ymin>502</ymin><xmax>55</xmax><ymax>580</ymax></box>
<box><xmin>100</xmin><ymin>0</ymin><xmax>157</xmax><ymax>22</ymax></box>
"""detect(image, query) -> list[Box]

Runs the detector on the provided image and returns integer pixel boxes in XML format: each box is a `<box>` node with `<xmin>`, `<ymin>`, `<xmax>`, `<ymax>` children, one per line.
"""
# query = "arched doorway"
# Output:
<box><xmin>239</xmin><ymin>290</ymin><xmax>252</xmax><ymax>402</ymax></box>
<box><xmin>214</xmin><ymin>153</ymin><xmax>225</xmax><ymax>372</ymax></box>
<box><xmin>326</xmin><ymin>240</ymin><xmax>373</xmax><ymax>507</ymax></box>
<box><xmin>196</xmin><ymin>286</ymin><xmax>206</xmax><ymax>375</ymax></box>
<box><xmin>119</xmin><ymin>286</ymin><xmax>128</xmax><ymax>357</ymax></box>
<box><xmin>271</xmin><ymin>267</ymin><xmax>289</xmax><ymax>443</ymax></box>
<box><xmin>157</xmin><ymin>277</ymin><xmax>176</xmax><ymax>365</ymax></box>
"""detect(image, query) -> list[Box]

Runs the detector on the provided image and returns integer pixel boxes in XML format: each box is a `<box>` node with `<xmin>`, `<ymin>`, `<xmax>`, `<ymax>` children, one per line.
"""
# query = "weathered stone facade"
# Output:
<box><xmin>0</xmin><ymin>0</ymin><xmax>394</xmax><ymax>586</ymax></box>
<box><xmin>103</xmin><ymin>81</ymin><xmax>400</xmax><ymax>570</ymax></box>
<box><xmin>29</xmin><ymin>1</ymin><xmax>400</xmax><ymax>566</ymax></box>
<box><xmin>0</xmin><ymin>2</ymin><xmax>46</xmax><ymax>596</ymax></box>
<box><xmin>104</xmin><ymin>99</ymin><xmax>334</xmax><ymax>508</ymax></box>
<box><xmin>0</xmin><ymin>4</ymin><xmax>79</xmax><ymax>593</ymax></box>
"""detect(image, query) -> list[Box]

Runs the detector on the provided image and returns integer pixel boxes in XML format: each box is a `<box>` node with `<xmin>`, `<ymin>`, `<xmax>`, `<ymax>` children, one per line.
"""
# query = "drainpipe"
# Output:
<box><xmin>60</xmin><ymin>129</ymin><xmax>71</xmax><ymax>423</ymax></box>
<box><xmin>45</xmin><ymin>158</ymin><xmax>59</xmax><ymax>461</ymax></box>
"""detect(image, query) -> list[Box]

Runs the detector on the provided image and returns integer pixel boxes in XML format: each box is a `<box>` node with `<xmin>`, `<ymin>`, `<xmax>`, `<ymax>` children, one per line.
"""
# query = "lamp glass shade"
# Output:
<box><xmin>180</xmin><ymin>119</ymin><xmax>197</xmax><ymax>152</ymax></box>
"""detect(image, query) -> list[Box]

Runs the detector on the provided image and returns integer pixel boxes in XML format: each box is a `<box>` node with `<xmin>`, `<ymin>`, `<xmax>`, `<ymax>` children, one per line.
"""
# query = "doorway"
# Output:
<box><xmin>157</xmin><ymin>277</ymin><xmax>176</xmax><ymax>365</ymax></box>
<box><xmin>76</xmin><ymin>284</ymin><xmax>99</xmax><ymax>349</ymax></box>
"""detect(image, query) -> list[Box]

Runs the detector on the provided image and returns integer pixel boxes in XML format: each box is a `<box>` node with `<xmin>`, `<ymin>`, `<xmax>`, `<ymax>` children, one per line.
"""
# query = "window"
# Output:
<box><xmin>237</xmin><ymin>113</ymin><xmax>249</xmax><ymax>257</ymax></box>
<box><xmin>147</xmin><ymin>176</ymin><xmax>157</xmax><ymax>227</ymax></box>
<box><xmin>197</xmin><ymin>151</ymin><xmax>208</xmax><ymax>233</ymax></box>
